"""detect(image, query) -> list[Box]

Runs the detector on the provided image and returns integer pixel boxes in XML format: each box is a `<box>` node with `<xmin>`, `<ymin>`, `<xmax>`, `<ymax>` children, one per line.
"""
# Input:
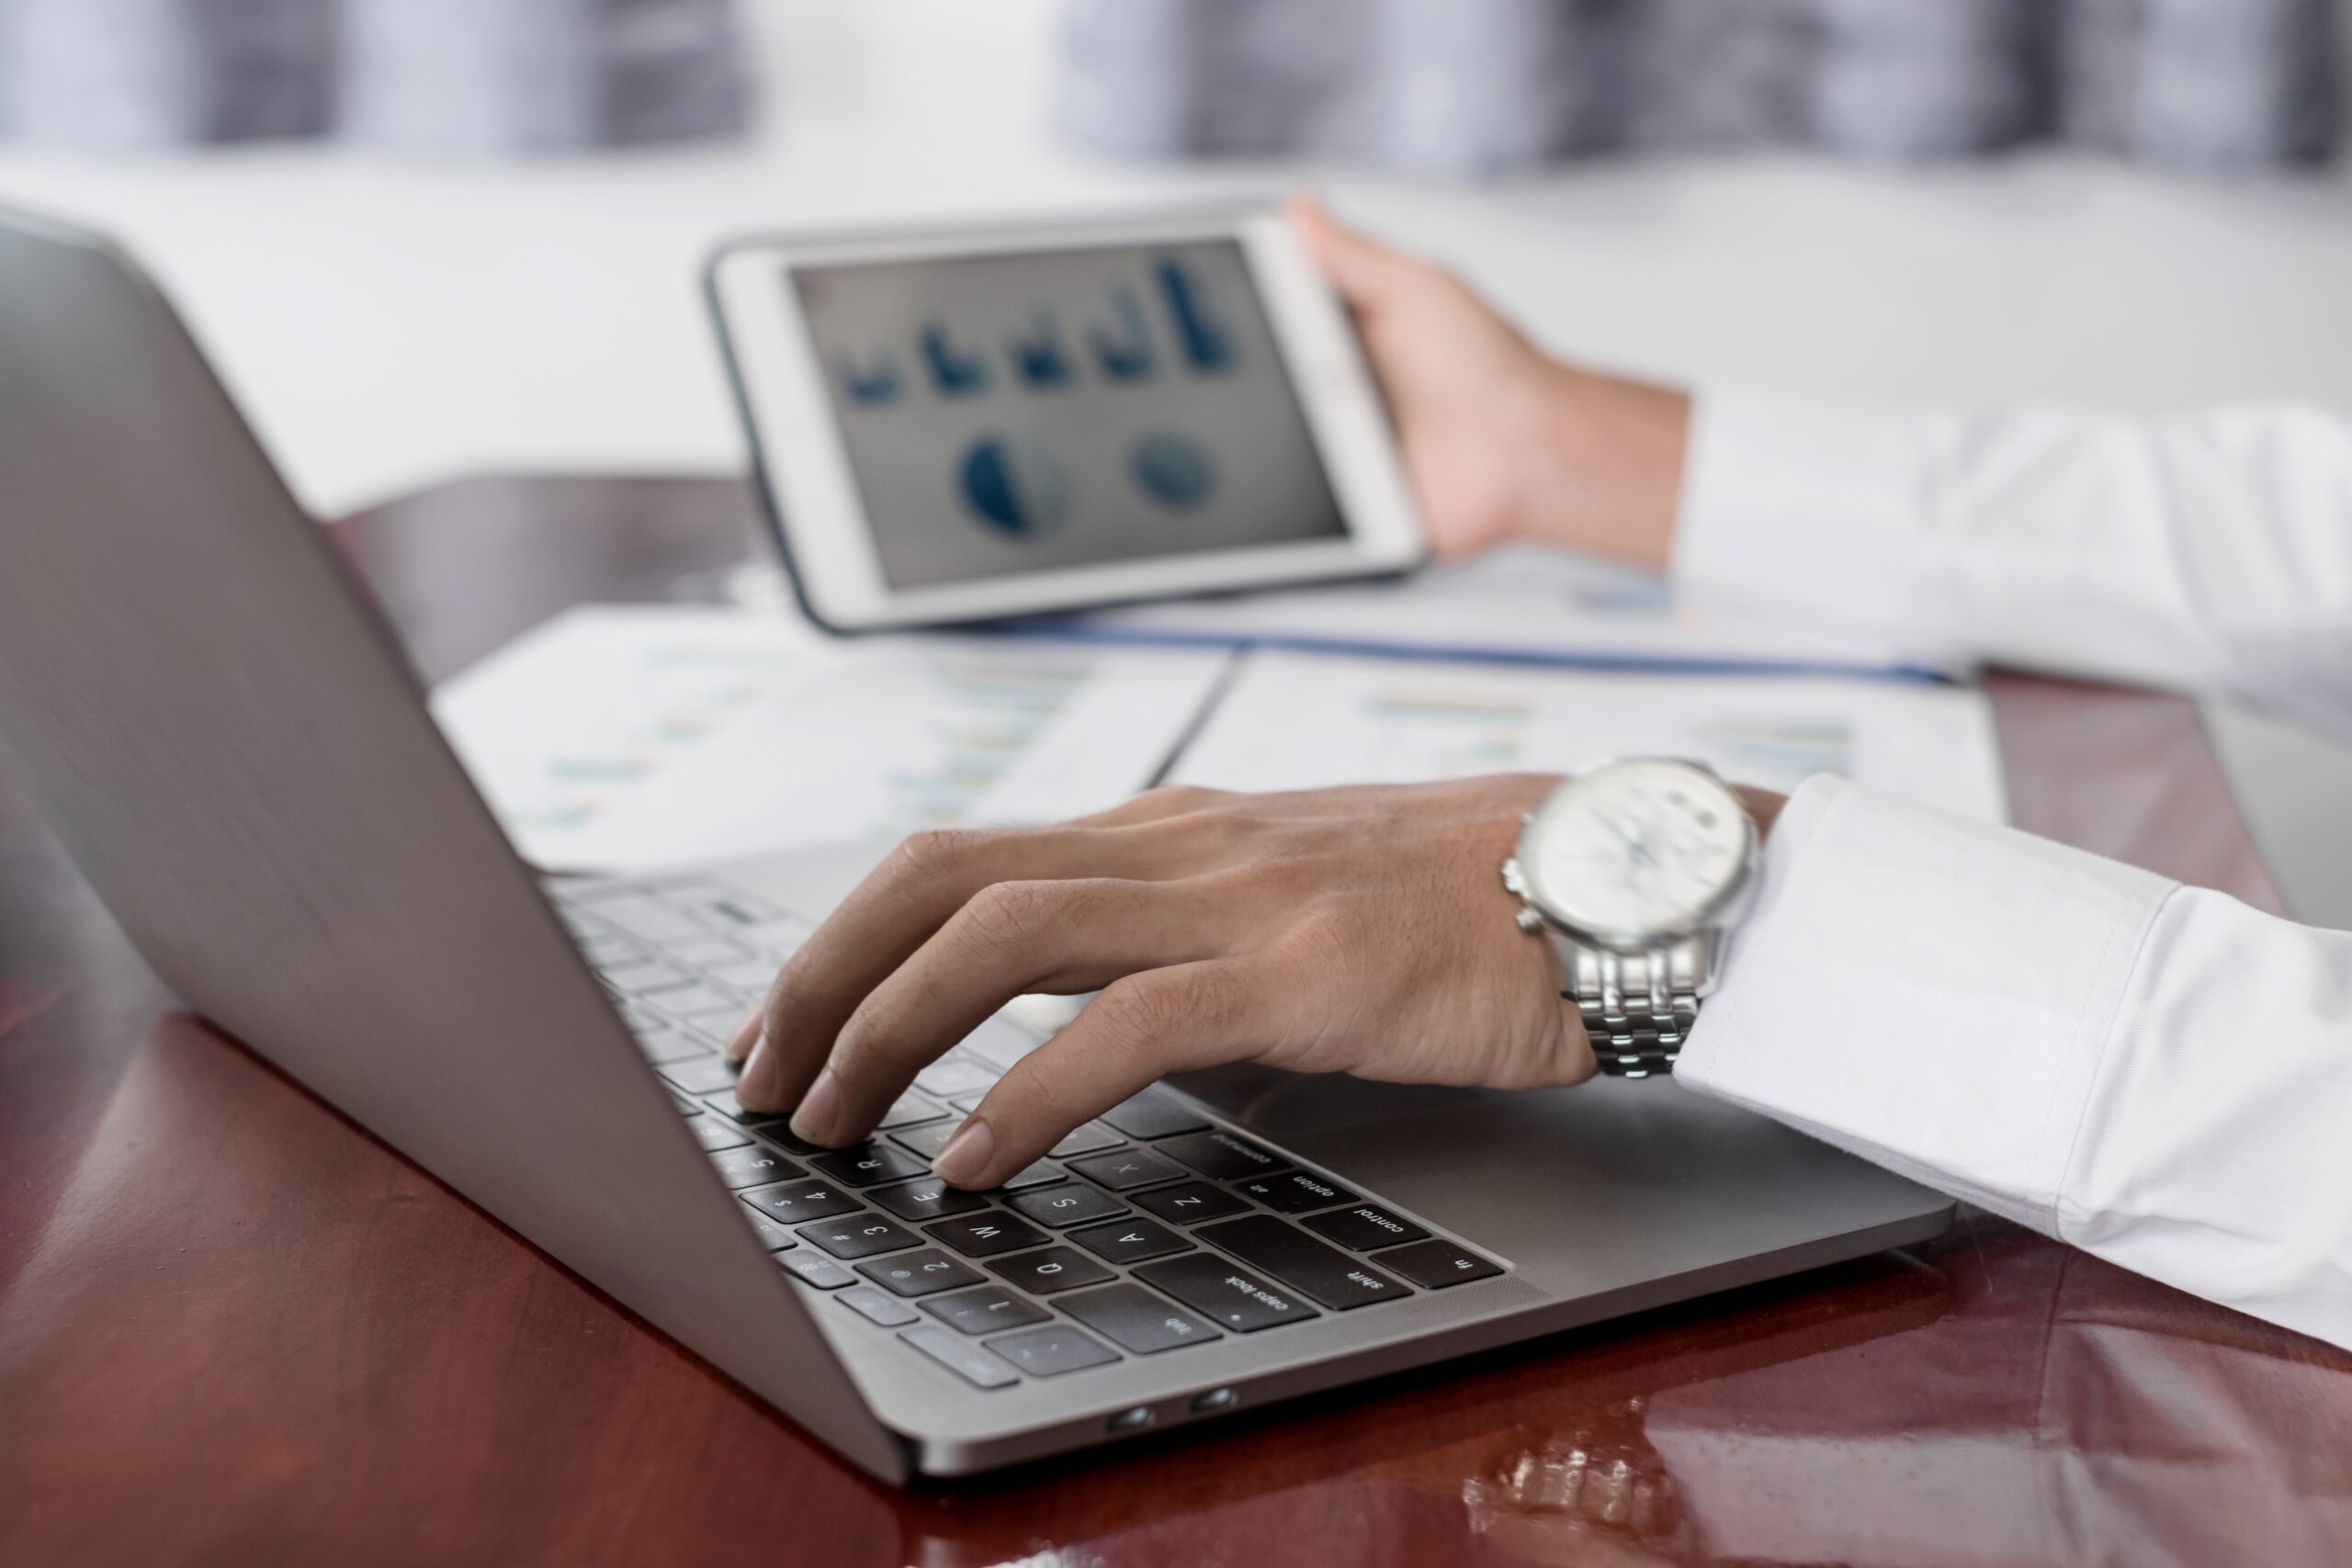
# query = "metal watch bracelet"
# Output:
<box><xmin>1556</xmin><ymin>939</ymin><xmax>1705</xmax><ymax>1079</ymax></box>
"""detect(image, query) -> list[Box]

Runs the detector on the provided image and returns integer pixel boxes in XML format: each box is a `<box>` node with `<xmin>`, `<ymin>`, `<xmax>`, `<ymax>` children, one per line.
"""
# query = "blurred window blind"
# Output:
<box><xmin>0</xmin><ymin>0</ymin><xmax>749</xmax><ymax>152</ymax></box>
<box><xmin>1059</xmin><ymin>0</ymin><xmax>2343</xmax><ymax>174</ymax></box>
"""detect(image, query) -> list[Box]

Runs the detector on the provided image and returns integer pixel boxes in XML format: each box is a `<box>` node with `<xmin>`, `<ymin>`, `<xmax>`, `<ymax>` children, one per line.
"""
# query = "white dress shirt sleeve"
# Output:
<box><xmin>1673</xmin><ymin>392</ymin><xmax>2352</xmax><ymax>739</ymax></box>
<box><xmin>1677</xmin><ymin>776</ymin><xmax>2352</xmax><ymax>1352</ymax></box>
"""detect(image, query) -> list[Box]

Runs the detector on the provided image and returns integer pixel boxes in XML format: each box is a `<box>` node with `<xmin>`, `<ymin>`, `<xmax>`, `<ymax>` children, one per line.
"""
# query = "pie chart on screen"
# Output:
<box><xmin>958</xmin><ymin>434</ymin><xmax>1070</xmax><ymax>539</ymax></box>
<box><xmin>1131</xmin><ymin>432</ymin><xmax>1216</xmax><ymax>511</ymax></box>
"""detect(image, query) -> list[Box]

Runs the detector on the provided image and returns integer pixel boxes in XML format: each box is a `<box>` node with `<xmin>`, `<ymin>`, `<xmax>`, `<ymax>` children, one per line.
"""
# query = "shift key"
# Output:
<box><xmin>1133</xmin><ymin>1253</ymin><xmax>1317</xmax><ymax>1332</ymax></box>
<box><xmin>1195</xmin><ymin>1215</ymin><xmax>1409</xmax><ymax>1311</ymax></box>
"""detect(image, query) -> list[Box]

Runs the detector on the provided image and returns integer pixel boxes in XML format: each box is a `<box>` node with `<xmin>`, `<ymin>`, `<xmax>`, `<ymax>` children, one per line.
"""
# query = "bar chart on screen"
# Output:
<box><xmin>1169</xmin><ymin>650</ymin><xmax>2003</xmax><ymax>821</ymax></box>
<box><xmin>432</xmin><ymin>605</ymin><xmax>1233</xmax><ymax>873</ymax></box>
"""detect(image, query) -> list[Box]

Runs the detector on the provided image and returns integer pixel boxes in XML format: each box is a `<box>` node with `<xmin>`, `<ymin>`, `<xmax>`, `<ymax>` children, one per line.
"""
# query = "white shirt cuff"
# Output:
<box><xmin>1676</xmin><ymin>776</ymin><xmax>2177</xmax><ymax>1236</ymax></box>
<box><xmin>1673</xmin><ymin>391</ymin><xmax>1956</xmax><ymax>665</ymax></box>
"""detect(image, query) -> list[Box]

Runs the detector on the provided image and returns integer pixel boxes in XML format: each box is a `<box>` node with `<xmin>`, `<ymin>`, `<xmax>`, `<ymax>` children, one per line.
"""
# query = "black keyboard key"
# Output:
<box><xmin>646</xmin><ymin>982</ymin><xmax>743</xmax><ymax>1022</ymax></box>
<box><xmin>638</xmin><ymin>1028</ymin><xmax>710</xmax><ymax>1066</ymax></box>
<box><xmin>1097</xmin><ymin>1086</ymin><xmax>1209</xmax><ymax>1140</ymax></box>
<box><xmin>1197</xmin><ymin>1215</ymin><xmax>1409</xmax><ymax>1311</ymax></box>
<box><xmin>1133</xmin><ymin>1254</ymin><xmax>1317</xmax><ymax>1332</ymax></box>
<box><xmin>699</xmin><ymin>1085</ymin><xmax>772</xmax><ymax>1122</ymax></box>
<box><xmin>780</xmin><ymin>1250</ymin><xmax>855</xmax><ymax>1289</ymax></box>
<box><xmin>1302</xmin><ymin>1204</ymin><xmax>1431</xmax><ymax>1252</ymax></box>
<box><xmin>798</xmin><ymin>1214</ymin><xmax>922</xmax><ymax>1259</ymax></box>
<box><xmin>1047</xmin><ymin>1122</ymin><xmax>1124</xmax><ymax>1158</ymax></box>
<box><xmin>575</xmin><ymin>930</ymin><xmax>643</xmax><ymax>964</ymax></box>
<box><xmin>585</xmin><ymin>895</ymin><xmax>705</xmax><ymax>944</ymax></box>
<box><xmin>808</xmin><ymin>1143</ymin><xmax>932</xmax><ymax>1188</ymax></box>
<box><xmin>1059</xmin><ymin>1283</ymin><xmax>1223</xmax><ymax>1355</ymax></box>
<box><xmin>836</xmin><ymin>1285</ymin><xmax>920</xmax><ymax>1327</ymax></box>
<box><xmin>1133</xmin><ymin>1180</ymin><xmax>1253</xmax><ymax>1225</ymax></box>
<box><xmin>985</xmin><ymin>1246</ymin><xmax>1115</xmax><ymax>1296</ymax></box>
<box><xmin>703</xmin><ymin>1091</ymin><xmax>820</xmax><ymax>1155</ymax></box>
<box><xmin>920</xmin><ymin>1284</ymin><xmax>1050</xmax><ymax>1337</ymax></box>
<box><xmin>985</xmin><ymin>1325</ymin><xmax>1119</xmax><ymax>1378</ymax></box>
<box><xmin>999</xmin><ymin>1160</ymin><xmax>1064</xmax><ymax>1190</ymax></box>
<box><xmin>899</xmin><ymin>1326</ymin><xmax>1018</xmax><ymax>1389</ymax></box>
<box><xmin>1069</xmin><ymin>1216</ymin><xmax>1190</xmax><ymax>1266</ymax></box>
<box><xmin>692</xmin><ymin>1116</ymin><xmax>752</xmax><ymax>1153</ymax></box>
<box><xmin>695</xmin><ymin>1086</ymin><xmax>762</xmax><ymax>1123</ymax></box>
<box><xmin>741</xmin><ymin>1179</ymin><xmax>862</xmax><ymax>1225</ymax></box>
<box><xmin>858</xmin><ymin>1248</ymin><xmax>985</xmax><ymax>1297</ymax></box>
<box><xmin>870</xmin><ymin>1177</ymin><xmax>991</xmax><ymax>1223</ymax></box>
<box><xmin>876</xmin><ymin>1091</ymin><xmax>949</xmax><ymax>1130</ymax></box>
<box><xmin>743</xmin><ymin>1212</ymin><xmax>798</xmax><ymax>1251</ymax></box>
<box><xmin>676</xmin><ymin>886</ymin><xmax>792</xmax><ymax>929</ymax></box>
<box><xmin>749</xmin><ymin>1123</ymin><xmax>826</xmax><ymax>1159</ymax></box>
<box><xmin>1232</xmin><ymin>1170</ymin><xmax>1357</xmax><ymax>1214</ymax></box>
<box><xmin>1379</xmin><ymin>1238</ymin><xmax>1505</xmax><ymax>1290</ymax></box>
<box><xmin>1068</xmin><ymin>1148</ymin><xmax>1185</xmax><ymax>1192</ymax></box>
<box><xmin>659</xmin><ymin>1056</ymin><xmax>740</xmax><ymax>1096</ymax></box>
<box><xmin>888</xmin><ymin>1120</ymin><xmax>961</xmax><ymax>1161</ymax></box>
<box><xmin>1005</xmin><ymin>1183</ymin><xmax>1127</xmax><ymax>1229</ymax></box>
<box><xmin>709</xmin><ymin>1145</ymin><xmax>804</xmax><ymax>1190</ymax></box>
<box><xmin>1157</xmin><ymin>1129</ymin><xmax>1286</xmax><ymax>1181</ymax></box>
<box><xmin>667</xmin><ymin>931</ymin><xmax>753</xmax><ymax>967</ymax></box>
<box><xmin>913</xmin><ymin>1055</ymin><xmax>999</xmax><ymax>1100</ymax></box>
<box><xmin>923</xmin><ymin>1212</ymin><xmax>1050</xmax><ymax>1258</ymax></box>
<box><xmin>606</xmin><ymin>957</ymin><xmax>695</xmax><ymax>994</ymax></box>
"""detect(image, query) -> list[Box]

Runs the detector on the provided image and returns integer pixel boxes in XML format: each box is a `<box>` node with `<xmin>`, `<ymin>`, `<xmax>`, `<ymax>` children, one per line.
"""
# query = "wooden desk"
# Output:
<box><xmin>4</xmin><ymin>475</ymin><xmax>2346</xmax><ymax>1567</ymax></box>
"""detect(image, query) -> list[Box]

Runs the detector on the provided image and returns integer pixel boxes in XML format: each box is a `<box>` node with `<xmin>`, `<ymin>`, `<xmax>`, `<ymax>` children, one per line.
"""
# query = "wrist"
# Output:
<box><xmin>1736</xmin><ymin>786</ymin><xmax>1788</xmax><ymax>841</ymax></box>
<box><xmin>1498</xmin><ymin>364</ymin><xmax>1690</xmax><ymax>574</ymax></box>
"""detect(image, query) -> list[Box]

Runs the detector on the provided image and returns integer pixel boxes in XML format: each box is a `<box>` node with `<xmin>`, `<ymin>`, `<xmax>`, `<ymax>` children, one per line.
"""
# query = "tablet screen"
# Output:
<box><xmin>790</xmin><ymin>239</ymin><xmax>1348</xmax><ymax>591</ymax></box>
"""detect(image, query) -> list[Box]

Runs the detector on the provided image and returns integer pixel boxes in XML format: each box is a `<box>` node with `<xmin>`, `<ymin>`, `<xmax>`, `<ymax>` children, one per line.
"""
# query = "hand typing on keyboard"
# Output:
<box><xmin>728</xmin><ymin>776</ymin><xmax>1618</xmax><ymax>1190</ymax></box>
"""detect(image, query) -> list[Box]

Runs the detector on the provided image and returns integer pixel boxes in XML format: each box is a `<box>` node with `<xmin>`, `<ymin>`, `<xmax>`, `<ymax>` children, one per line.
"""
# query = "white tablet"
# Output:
<box><xmin>707</xmin><ymin>206</ymin><xmax>1427</xmax><ymax>633</ymax></box>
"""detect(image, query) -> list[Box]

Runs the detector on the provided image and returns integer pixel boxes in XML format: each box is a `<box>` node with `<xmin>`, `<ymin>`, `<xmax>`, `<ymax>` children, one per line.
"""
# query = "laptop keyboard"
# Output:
<box><xmin>555</xmin><ymin>875</ymin><xmax>1506</xmax><ymax>1393</ymax></box>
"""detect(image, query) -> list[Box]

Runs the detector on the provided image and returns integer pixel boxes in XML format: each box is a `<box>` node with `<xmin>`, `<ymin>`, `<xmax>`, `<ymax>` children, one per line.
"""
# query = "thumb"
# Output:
<box><xmin>1288</xmin><ymin>190</ymin><xmax>1411</xmax><ymax>311</ymax></box>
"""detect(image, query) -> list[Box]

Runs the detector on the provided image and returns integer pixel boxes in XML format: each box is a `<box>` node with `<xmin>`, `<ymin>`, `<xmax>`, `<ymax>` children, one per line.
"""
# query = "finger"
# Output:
<box><xmin>733</xmin><ymin>823</ymin><xmax>1197</xmax><ymax>1114</ymax></box>
<box><xmin>1288</xmin><ymin>190</ymin><xmax>1413</xmax><ymax>310</ymax></box>
<box><xmin>734</xmin><ymin>826</ymin><xmax>1078</xmax><ymax>1111</ymax></box>
<box><xmin>722</xmin><ymin>1002</ymin><xmax>763</xmax><ymax>1065</ymax></box>
<box><xmin>800</xmin><ymin>877</ymin><xmax>1236</xmax><ymax>1145</ymax></box>
<box><xmin>931</xmin><ymin>959</ymin><xmax>1275</xmax><ymax>1189</ymax></box>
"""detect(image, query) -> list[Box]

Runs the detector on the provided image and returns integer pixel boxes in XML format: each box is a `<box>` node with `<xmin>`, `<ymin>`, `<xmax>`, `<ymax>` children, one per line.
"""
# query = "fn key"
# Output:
<box><xmin>1378</xmin><ymin>1238</ymin><xmax>1504</xmax><ymax>1289</ymax></box>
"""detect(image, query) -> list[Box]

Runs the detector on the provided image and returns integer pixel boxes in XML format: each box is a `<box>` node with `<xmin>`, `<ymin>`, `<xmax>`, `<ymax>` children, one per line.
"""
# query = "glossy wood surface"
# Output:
<box><xmin>3</xmin><ymin>475</ymin><xmax>2344</xmax><ymax>1568</ymax></box>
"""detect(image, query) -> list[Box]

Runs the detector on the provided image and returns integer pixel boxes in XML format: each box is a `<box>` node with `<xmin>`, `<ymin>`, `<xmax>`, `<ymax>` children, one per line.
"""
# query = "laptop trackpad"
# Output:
<box><xmin>1169</xmin><ymin>1062</ymin><xmax>1491</xmax><ymax>1138</ymax></box>
<box><xmin>1170</xmin><ymin>1062</ymin><xmax>1954</xmax><ymax>1293</ymax></box>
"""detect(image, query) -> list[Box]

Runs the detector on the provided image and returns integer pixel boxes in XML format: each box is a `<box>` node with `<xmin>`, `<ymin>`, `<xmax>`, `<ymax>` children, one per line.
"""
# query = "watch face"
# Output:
<box><xmin>1521</xmin><ymin>760</ymin><xmax>1753</xmax><ymax>945</ymax></box>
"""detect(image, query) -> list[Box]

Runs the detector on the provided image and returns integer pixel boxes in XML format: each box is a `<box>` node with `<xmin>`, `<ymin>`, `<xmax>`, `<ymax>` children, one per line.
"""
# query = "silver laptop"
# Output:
<box><xmin>0</xmin><ymin>209</ymin><xmax>1953</xmax><ymax>1482</ymax></box>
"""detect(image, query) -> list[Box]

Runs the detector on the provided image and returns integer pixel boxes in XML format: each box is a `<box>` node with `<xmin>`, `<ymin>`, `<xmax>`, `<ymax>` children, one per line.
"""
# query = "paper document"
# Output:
<box><xmin>1169</xmin><ymin>650</ymin><xmax>2007</xmax><ymax>821</ymax></box>
<box><xmin>433</xmin><ymin>605</ymin><xmax>1232</xmax><ymax>873</ymax></box>
<box><xmin>1071</xmin><ymin>547</ymin><xmax>1940</xmax><ymax>676</ymax></box>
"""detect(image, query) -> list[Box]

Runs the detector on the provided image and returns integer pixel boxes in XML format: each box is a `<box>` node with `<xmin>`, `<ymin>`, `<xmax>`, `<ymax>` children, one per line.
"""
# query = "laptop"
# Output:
<box><xmin>0</xmin><ymin>209</ymin><xmax>1954</xmax><ymax>1482</ymax></box>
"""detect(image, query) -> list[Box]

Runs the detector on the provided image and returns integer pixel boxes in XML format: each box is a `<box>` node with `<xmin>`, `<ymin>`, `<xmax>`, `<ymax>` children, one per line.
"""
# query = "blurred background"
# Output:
<box><xmin>0</xmin><ymin>0</ymin><xmax>2345</xmax><ymax>522</ymax></box>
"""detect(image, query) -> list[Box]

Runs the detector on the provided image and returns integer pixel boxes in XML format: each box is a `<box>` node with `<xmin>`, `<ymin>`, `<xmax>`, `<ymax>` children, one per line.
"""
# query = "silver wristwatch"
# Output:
<box><xmin>1501</xmin><ymin>759</ymin><xmax>1761</xmax><ymax>1078</ymax></box>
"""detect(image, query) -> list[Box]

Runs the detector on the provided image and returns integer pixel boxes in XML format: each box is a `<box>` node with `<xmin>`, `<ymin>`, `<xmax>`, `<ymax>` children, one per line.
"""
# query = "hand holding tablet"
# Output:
<box><xmin>707</xmin><ymin>205</ymin><xmax>1427</xmax><ymax>632</ymax></box>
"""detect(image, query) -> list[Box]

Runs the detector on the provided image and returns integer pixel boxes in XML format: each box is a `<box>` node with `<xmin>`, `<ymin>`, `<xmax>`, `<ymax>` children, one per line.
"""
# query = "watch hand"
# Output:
<box><xmin>1595</xmin><ymin>809</ymin><xmax>1659</xmax><ymax>869</ymax></box>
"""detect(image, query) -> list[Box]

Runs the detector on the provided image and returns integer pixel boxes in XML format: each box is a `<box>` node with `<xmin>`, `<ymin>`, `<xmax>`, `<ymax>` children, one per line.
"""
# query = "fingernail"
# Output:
<box><xmin>788</xmin><ymin>1066</ymin><xmax>841</xmax><ymax>1145</ymax></box>
<box><xmin>735</xmin><ymin>1035</ymin><xmax>782</xmax><ymax>1112</ymax></box>
<box><xmin>932</xmin><ymin>1118</ymin><xmax>994</xmax><ymax>1188</ymax></box>
<box><xmin>723</xmin><ymin>1004</ymin><xmax>763</xmax><ymax>1064</ymax></box>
